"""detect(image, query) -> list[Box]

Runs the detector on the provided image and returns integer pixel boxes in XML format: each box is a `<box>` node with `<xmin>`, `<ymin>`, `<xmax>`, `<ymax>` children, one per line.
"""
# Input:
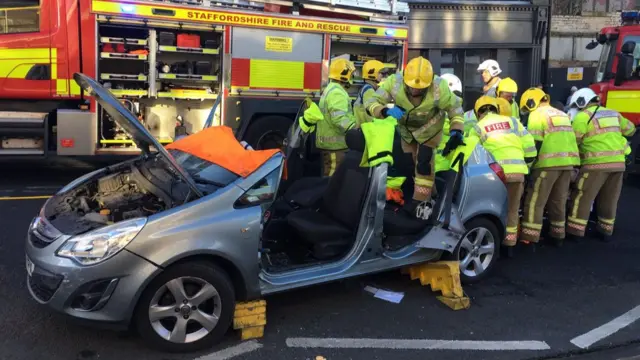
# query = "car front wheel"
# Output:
<box><xmin>134</xmin><ymin>262</ymin><xmax>235</xmax><ymax>353</ymax></box>
<box><xmin>452</xmin><ymin>217</ymin><xmax>500</xmax><ymax>284</ymax></box>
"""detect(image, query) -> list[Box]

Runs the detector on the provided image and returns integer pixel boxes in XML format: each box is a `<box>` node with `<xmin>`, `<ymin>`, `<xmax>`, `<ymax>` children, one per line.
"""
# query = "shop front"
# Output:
<box><xmin>406</xmin><ymin>0</ymin><xmax>550</xmax><ymax>107</ymax></box>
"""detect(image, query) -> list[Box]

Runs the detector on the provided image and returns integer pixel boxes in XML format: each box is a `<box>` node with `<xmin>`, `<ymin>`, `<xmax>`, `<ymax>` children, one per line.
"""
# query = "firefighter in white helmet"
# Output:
<box><xmin>477</xmin><ymin>59</ymin><xmax>502</xmax><ymax>97</ymax></box>
<box><xmin>435</xmin><ymin>73</ymin><xmax>463</xmax><ymax>174</ymax></box>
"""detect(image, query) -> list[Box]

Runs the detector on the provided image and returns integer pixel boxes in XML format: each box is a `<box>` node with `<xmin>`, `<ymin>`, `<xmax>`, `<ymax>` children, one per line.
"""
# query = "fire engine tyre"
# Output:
<box><xmin>445</xmin><ymin>217</ymin><xmax>500</xmax><ymax>284</ymax></box>
<box><xmin>244</xmin><ymin>115</ymin><xmax>293</xmax><ymax>150</ymax></box>
<box><xmin>134</xmin><ymin>262</ymin><xmax>235</xmax><ymax>353</ymax></box>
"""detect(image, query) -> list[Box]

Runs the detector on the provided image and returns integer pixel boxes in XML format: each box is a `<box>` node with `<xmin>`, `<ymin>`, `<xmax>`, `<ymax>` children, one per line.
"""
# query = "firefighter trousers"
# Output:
<box><xmin>520</xmin><ymin>168</ymin><xmax>572</xmax><ymax>243</ymax></box>
<box><xmin>505</xmin><ymin>181</ymin><xmax>525</xmax><ymax>246</ymax></box>
<box><xmin>321</xmin><ymin>150</ymin><xmax>347</xmax><ymax>177</ymax></box>
<box><xmin>401</xmin><ymin>140</ymin><xmax>436</xmax><ymax>202</ymax></box>
<box><xmin>567</xmin><ymin>170</ymin><xmax>624</xmax><ymax>237</ymax></box>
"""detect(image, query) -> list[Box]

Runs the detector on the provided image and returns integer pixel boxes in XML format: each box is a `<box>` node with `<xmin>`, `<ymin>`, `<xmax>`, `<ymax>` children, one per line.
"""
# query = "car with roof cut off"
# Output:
<box><xmin>24</xmin><ymin>73</ymin><xmax>508</xmax><ymax>353</ymax></box>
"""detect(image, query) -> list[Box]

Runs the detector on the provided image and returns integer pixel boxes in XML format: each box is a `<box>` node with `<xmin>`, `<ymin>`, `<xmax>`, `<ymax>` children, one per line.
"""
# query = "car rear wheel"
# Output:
<box><xmin>134</xmin><ymin>262</ymin><xmax>235</xmax><ymax>353</ymax></box>
<box><xmin>451</xmin><ymin>217</ymin><xmax>500</xmax><ymax>284</ymax></box>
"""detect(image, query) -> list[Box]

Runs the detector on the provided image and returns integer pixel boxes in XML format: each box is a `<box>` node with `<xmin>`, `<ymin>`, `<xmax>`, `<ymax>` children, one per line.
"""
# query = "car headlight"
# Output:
<box><xmin>57</xmin><ymin>168</ymin><xmax>105</xmax><ymax>194</ymax></box>
<box><xmin>56</xmin><ymin>218</ymin><xmax>147</xmax><ymax>266</ymax></box>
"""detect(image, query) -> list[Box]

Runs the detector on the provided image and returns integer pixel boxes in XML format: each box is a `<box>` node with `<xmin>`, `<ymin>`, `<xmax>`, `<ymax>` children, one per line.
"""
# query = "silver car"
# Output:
<box><xmin>25</xmin><ymin>73</ymin><xmax>507</xmax><ymax>353</ymax></box>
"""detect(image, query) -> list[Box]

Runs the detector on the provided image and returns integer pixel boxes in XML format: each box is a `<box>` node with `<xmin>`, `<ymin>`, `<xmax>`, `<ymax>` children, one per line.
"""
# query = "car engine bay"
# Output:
<box><xmin>44</xmin><ymin>157</ymin><xmax>191</xmax><ymax>235</ymax></box>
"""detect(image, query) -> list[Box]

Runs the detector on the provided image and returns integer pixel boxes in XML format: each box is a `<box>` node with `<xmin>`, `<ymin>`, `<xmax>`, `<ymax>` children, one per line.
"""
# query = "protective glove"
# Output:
<box><xmin>441</xmin><ymin>129</ymin><xmax>465</xmax><ymax>157</ymax></box>
<box><xmin>382</xmin><ymin>105</ymin><xmax>405</xmax><ymax>120</ymax></box>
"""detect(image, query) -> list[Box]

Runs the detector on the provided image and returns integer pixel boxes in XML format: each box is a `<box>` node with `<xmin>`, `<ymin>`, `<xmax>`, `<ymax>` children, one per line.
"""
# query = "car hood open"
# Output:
<box><xmin>73</xmin><ymin>73</ymin><xmax>203</xmax><ymax>198</ymax></box>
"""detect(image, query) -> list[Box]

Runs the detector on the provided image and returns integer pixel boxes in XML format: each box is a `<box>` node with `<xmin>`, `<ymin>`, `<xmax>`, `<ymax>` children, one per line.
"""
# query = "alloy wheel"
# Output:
<box><xmin>458</xmin><ymin>227</ymin><xmax>496</xmax><ymax>278</ymax></box>
<box><xmin>148</xmin><ymin>276</ymin><xmax>222</xmax><ymax>344</ymax></box>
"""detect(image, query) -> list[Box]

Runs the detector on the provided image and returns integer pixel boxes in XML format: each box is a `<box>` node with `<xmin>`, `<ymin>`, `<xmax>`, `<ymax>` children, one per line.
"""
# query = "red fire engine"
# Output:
<box><xmin>0</xmin><ymin>0</ymin><xmax>409</xmax><ymax>158</ymax></box>
<box><xmin>586</xmin><ymin>10</ymin><xmax>640</xmax><ymax>172</ymax></box>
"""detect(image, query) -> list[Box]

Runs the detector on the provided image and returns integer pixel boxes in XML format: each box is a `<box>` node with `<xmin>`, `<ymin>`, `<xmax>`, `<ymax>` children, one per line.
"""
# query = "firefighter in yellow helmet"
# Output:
<box><xmin>354</xmin><ymin>60</ymin><xmax>391</xmax><ymax>127</ymax></box>
<box><xmin>317</xmin><ymin>58</ymin><xmax>357</xmax><ymax>176</ymax></box>
<box><xmin>519</xmin><ymin>87</ymin><xmax>580</xmax><ymax>246</ymax></box>
<box><xmin>496</xmin><ymin>77</ymin><xmax>520</xmax><ymax>120</ymax></box>
<box><xmin>567</xmin><ymin>88</ymin><xmax>636</xmax><ymax>242</ymax></box>
<box><xmin>468</xmin><ymin>96</ymin><xmax>537</xmax><ymax>249</ymax></box>
<box><xmin>366</xmin><ymin>56</ymin><xmax>465</xmax><ymax>219</ymax></box>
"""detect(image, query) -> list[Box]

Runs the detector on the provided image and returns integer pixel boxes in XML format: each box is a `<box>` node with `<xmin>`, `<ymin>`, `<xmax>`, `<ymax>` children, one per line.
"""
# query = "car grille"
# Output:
<box><xmin>28</xmin><ymin>266</ymin><xmax>63</xmax><ymax>303</ymax></box>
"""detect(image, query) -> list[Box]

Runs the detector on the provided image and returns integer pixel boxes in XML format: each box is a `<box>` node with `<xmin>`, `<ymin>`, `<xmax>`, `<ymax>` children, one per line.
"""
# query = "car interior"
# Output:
<box><xmin>259</xmin><ymin>125</ymin><xmax>464</xmax><ymax>274</ymax></box>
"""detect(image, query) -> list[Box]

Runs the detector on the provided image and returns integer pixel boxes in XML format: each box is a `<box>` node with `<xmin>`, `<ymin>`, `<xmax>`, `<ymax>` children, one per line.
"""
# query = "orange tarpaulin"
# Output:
<box><xmin>166</xmin><ymin>126</ymin><xmax>281</xmax><ymax>178</ymax></box>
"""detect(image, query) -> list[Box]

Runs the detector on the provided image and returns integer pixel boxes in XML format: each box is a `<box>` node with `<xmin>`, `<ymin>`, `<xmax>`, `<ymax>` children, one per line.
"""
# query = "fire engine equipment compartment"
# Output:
<box><xmin>96</xmin><ymin>21</ymin><xmax>222</xmax><ymax>154</ymax></box>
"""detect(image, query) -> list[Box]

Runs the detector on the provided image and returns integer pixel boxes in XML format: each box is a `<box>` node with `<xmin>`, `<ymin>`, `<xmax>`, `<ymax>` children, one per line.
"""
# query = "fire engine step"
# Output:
<box><xmin>0</xmin><ymin>111</ymin><xmax>47</xmax><ymax>128</ymax></box>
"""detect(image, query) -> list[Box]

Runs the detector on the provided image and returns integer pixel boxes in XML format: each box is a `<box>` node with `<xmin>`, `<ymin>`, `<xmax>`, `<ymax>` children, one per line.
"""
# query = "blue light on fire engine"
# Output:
<box><xmin>121</xmin><ymin>4</ymin><xmax>136</xmax><ymax>13</ymax></box>
<box><xmin>621</xmin><ymin>10</ymin><xmax>639</xmax><ymax>22</ymax></box>
<box><xmin>384</xmin><ymin>29</ymin><xmax>395</xmax><ymax>37</ymax></box>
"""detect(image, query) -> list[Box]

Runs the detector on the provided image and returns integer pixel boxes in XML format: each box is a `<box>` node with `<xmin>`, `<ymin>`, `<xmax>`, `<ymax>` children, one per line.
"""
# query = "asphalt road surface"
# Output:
<box><xmin>2</xmin><ymin>160</ymin><xmax>640</xmax><ymax>360</ymax></box>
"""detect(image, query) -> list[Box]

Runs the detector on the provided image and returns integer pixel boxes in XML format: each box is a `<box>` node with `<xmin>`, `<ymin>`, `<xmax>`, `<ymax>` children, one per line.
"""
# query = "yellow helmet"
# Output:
<box><xmin>474</xmin><ymin>96</ymin><xmax>498</xmax><ymax>116</ymax></box>
<box><xmin>329</xmin><ymin>58</ymin><xmax>356</xmax><ymax>82</ymax></box>
<box><xmin>495</xmin><ymin>97</ymin><xmax>512</xmax><ymax>117</ymax></box>
<box><xmin>362</xmin><ymin>60</ymin><xmax>386</xmax><ymax>81</ymax></box>
<box><xmin>520</xmin><ymin>87</ymin><xmax>549</xmax><ymax>113</ymax></box>
<box><xmin>497</xmin><ymin>77</ymin><xmax>518</xmax><ymax>96</ymax></box>
<box><xmin>403</xmin><ymin>57</ymin><xmax>433</xmax><ymax>89</ymax></box>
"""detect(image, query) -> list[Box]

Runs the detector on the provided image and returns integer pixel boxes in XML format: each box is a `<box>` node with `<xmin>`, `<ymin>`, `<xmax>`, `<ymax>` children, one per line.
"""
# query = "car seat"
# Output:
<box><xmin>286</xmin><ymin>129</ymin><xmax>369</xmax><ymax>260</ymax></box>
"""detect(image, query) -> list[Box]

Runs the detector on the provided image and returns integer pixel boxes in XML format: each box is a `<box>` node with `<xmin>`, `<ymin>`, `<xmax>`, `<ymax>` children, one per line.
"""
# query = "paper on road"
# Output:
<box><xmin>364</xmin><ymin>286</ymin><xmax>404</xmax><ymax>304</ymax></box>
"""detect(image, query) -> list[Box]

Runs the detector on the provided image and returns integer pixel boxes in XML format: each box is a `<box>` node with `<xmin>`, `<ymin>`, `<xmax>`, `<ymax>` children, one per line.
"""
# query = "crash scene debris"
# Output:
<box><xmin>1</xmin><ymin>0</ymin><xmax>640</xmax><ymax>359</ymax></box>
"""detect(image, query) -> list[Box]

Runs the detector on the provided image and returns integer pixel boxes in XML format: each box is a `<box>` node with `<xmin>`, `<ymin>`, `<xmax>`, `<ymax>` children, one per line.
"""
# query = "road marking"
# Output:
<box><xmin>286</xmin><ymin>338</ymin><xmax>551</xmax><ymax>351</ymax></box>
<box><xmin>571</xmin><ymin>305</ymin><xmax>640</xmax><ymax>349</ymax></box>
<box><xmin>0</xmin><ymin>195</ymin><xmax>51</xmax><ymax>201</ymax></box>
<box><xmin>194</xmin><ymin>340</ymin><xmax>262</xmax><ymax>360</ymax></box>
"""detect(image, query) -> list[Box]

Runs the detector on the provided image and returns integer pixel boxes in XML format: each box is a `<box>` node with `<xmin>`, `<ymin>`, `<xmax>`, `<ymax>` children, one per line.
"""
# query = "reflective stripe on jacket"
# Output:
<box><xmin>468</xmin><ymin>113</ymin><xmax>533</xmax><ymax>176</ymax></box>
<box><xmin>360</xmin><ymin>117</ymin><xmax>398</xmax><ymax>167</ymax></box>
<box><xmin>366</xmin><ymin>73</ymin><xmax>464</xmax><ymax>144</ymax></box>
<box><xmin>463</xmin><ymin>110</ymin><xmax>477</xmax><ymax>136</ymax></box>
<box><xmin>527</xmin><ymin>105</ymin><xmax>580</xmax><ymax>169</ymax></box>
<box><xmin>317</xmin><ymin>82</ymin><xmax>356</xmax><ymax>150</ymax></box>
<box><xmin>511</xmin><ymin>101</ymin><xmax>520</xmax><ymax>120</ymax></box>
<box><xmin>354</xmin><ymin>83</ymin><xmax>375</xmax><ymax>127</ymax></box>
<box><xmin>572</xmin><ymin>105</ymin><xmax>636</xmax><ymax>169</ymax></box>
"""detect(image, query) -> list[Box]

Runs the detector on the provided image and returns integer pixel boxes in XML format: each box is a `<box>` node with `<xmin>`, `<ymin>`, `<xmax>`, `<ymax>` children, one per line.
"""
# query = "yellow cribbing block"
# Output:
<box><xmin>403</xmin><ymin>261</ymin><xmax>471</xmax><ymax>311</ymax></box>
<box><xmin>233</xmin><ymin>300</ymin><xmax>267</xmax><ymax>340</ymax></box>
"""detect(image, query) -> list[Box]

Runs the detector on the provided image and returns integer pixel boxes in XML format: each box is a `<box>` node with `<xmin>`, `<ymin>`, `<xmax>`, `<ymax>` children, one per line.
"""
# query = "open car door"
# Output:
<box><xmin>414</xmin><ymin>149</ymin><xmax>470</xmax><ymax>253</ymax></box>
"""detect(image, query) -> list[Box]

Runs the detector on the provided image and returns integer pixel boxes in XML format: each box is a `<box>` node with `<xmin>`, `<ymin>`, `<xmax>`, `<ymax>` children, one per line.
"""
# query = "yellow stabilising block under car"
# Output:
<box><xmin>403</xmin><ymin>261</ymin><xmax>470</xmax><ymax>310</ymax></box>
<box><xmin>234</xmin><ymin>300</ymin><xmax>267</xmax><ymax>340</ymax></box>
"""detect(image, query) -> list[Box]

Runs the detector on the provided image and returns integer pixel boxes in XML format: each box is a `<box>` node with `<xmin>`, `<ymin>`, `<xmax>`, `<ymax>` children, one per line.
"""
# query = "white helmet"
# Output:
<box><xmin>570</xmin><ymin>88</ymin><xmax>599</xmax><ymax>109</ymax></box>
<box><xmin>477</xmin><ymin>59</ymin><xmax>502</xmax><ymax>77</ymax></box>
<box><xmin>440</xmin><ymin>73</ymin><xmax>462</xmax><ymax>94</ymax></box>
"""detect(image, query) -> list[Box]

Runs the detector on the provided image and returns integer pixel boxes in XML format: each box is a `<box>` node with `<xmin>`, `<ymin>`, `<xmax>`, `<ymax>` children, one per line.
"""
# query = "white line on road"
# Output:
<box><xmin>286</xmin><ymin>338</ymin><xmax>551</xmax><ymax>351</ymax></box>
<box><xmin>194</xmin><ymin>340</ymin><xmax>262</xmax><ymax>360</ymax></box>
<box><xmin>571</xmin><ymin>305</ymin><xmax>640</xmax><ymax>349</ymax></box>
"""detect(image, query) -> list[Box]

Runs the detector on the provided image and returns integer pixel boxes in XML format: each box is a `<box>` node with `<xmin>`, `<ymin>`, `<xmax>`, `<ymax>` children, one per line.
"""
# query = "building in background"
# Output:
<box><xmin>405</xmin><ymin>0</ymin><xmax>550</xmax><ymax>107</ymax></box>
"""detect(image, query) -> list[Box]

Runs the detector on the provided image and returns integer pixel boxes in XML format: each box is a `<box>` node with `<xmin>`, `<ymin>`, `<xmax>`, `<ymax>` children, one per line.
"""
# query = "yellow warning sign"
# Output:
<box><xmin>567</xmin><ymin>67</ymin><xmax>584</xmax><ymax>81</ymax></box>
<box><xmin>265</xmin><ymin>36</ymin><xmax>293</xmax><ymax>52</ymax></box>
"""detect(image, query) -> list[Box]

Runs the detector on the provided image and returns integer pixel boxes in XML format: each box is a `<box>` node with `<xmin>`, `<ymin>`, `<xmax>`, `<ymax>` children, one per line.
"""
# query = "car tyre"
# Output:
<box><xmin>446</xmin><ymin>217</ymin><xmax>500</xmax><ymax>284</ymax></box>
<box><xmin>134</xmin><ymin>262</ymin><xmax>235</xmax><ymax>353</ymax></box>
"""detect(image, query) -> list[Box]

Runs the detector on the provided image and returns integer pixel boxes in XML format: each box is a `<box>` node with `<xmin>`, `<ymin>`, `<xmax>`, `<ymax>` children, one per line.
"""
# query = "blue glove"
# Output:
<box><xmin>383</xmin><ymin>106</ymin><xmax>405</xmax><ymax>120</ymax></box>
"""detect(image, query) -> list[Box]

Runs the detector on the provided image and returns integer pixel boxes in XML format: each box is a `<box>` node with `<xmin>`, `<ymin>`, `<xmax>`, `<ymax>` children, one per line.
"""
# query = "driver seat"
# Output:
<box><xmin>286</xmin><ymin>130</ymin><xmax>369</xmax><ymax>260</ymax></box>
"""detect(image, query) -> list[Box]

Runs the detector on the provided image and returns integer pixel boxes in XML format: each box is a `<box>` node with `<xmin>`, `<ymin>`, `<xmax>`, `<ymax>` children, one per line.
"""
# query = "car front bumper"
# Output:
<box><xmin>25</xmin><ymin>218</ymin><xmax>160</xmax><ymax>326</ymax></box>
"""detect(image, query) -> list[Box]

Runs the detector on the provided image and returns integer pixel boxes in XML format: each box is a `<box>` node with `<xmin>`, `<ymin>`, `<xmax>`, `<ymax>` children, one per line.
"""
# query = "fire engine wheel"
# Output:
<box><xmin>244</xmin><ymin>116</ymin><xmax>292</xmax><ymax>150</ymax></box>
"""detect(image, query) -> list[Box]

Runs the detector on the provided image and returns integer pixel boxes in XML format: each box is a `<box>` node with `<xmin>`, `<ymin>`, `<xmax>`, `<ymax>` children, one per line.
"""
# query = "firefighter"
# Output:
<box><xmin>567</xmin><ymin>88</ymin><xmax>636</xmax><ymax>242</ymax></box>
<box><xmin>366</xmin><ymin>56</ymin><xmax>465</xmax><ymax>219</ymax></box>
<box><xmin>496</xmin><ymin>77</ymin><xmax>520</xmax><ymax>120</ymax></box>
<box><xmin>468</xmin><ymin>96</ymin><xmax>536</xmax><ymax>247</ymax></box>
<box><xmin>477</xmin><ymin>59</ymin><xmax>502</xmax><ymax>97</ymax></box>
<box><xmin>317</xmin><ymin>58</ymin><xmax>357</xmax><ymax>176</ymax></box>
<box><xmin>519</xmin><ymin>87</ymin><xmax>580</xmax><ymax>246</ymax></box>
<box><xmin>353</xmin><ymin>60</ymin><xmax>390</xmax><ymax>127</ymax></box>
<box><xmin>435</xmin><ymin>73</ymin><xmax>463</xmax><ymax>174</ymax></box>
